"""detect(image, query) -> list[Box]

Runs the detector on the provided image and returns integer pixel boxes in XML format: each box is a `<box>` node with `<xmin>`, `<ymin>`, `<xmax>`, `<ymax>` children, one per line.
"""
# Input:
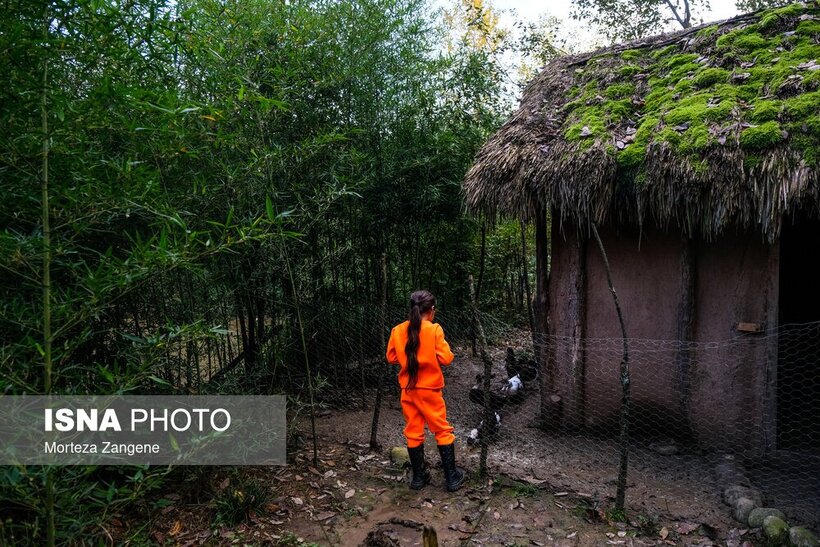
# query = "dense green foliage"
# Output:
<box><xmin>0</xmin><ymin>0</ymin><xmax>538</xmax><ymax>542</ymax></box>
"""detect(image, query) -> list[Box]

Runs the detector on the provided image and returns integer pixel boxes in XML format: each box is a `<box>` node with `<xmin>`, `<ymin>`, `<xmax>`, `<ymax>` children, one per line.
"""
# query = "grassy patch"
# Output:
<box><xmin>503</xmin><ymin>480</ymin><xmax>538</xmax><ymax>498</ymax></box>
<box><xmin>213</xmin><ymin>477</ymin><xmax>271</xmax><ymax>527</ymax></box>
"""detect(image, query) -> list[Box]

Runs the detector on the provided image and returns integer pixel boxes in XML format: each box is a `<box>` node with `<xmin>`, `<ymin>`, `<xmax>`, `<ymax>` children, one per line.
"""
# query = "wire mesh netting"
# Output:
<box><xmin>165</xmin><ymin>306</ymin><xmax>820</xmax><ymax>530</ymax></box>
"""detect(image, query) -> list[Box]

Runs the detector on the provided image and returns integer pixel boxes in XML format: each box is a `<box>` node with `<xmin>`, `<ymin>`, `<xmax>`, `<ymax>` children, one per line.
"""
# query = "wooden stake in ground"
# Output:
<box><xmin>468</xmin><ymin>274</ymin><xmax>494</xmax><ymax>477</ymax></box>
<box><xmin>422</xmin><ymin>525</ymin><xmax>438</xmax><ymax>547</ymax></box>
<box><xmin>590</xmin><ymin>223</ymin><xmax>631</xmax><ymax>512</ymax></box>
<box><xmin>369</xmin><ymin>253</ymin><xmax>388</xmax><ymax>451</ymax></box>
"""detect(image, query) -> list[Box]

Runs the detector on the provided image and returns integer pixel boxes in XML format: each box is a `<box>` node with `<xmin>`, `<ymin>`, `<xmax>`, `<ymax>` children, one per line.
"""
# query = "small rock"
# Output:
<box><xmin>747</xmin><ymin>507</ymin><xmax>785</xmax><ymax>528</ymax></box>
<box><xmin>790</xmin><ymin>527</ymin><xmax>820</xmax><ymax>547</ymax></box>
<box><xmin>724</xmin><ymin>485</ymin><xmax>762</xmax><ymax>506</ymax></box>
<box><xmin>763</xmin><ymin>516</ymin><xmax>789</xmax><ymax>544</ymax></box>
<box><xmin>733</xmin><ymin>497</ymin><xmax>756</xmax><ymax>524</ymax></box>
<box><xmin>389</xmin><ymin>447</ymin><xmax>409</xmax><ymax>468</ymax></box>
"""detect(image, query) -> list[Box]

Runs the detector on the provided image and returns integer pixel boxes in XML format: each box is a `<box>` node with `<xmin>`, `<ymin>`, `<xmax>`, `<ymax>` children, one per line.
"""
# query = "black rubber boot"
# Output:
<box><xmin>407</xmin><ymin>445</ymin><xmax>431</xmax><ymax>490</ymax></box>
<box><xmin>437</xmin><ymin>442</ymin><xmax>466</xmax><ymax>492</ymax></box>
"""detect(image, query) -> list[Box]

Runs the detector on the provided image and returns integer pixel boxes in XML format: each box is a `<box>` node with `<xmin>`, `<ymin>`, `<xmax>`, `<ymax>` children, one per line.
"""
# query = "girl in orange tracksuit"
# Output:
<box><xmin>386</xmin><ymin>290</ymin><xmax>466</xmax><ymax>492</ymax></box>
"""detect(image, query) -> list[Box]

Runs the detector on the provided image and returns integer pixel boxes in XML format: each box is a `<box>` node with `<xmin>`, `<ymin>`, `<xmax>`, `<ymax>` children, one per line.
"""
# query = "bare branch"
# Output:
<box><xmin>664</xmin><ymin>0</ymin><xmax>690</xmax><ymax>28</ymax></box>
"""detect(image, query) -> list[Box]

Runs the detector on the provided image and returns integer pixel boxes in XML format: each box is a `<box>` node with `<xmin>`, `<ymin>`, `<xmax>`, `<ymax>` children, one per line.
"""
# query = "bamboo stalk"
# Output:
<box><xmin>282</xmin><ymin>242</ymin><xmax>318</xmax><ymax>467</ymax></box>
<box><xmin>40</xmin><ymin>7</ymin><xmax>56</xmax><ymax>544</ymax></box>
<box><xmin>369</xmin><ymin>253</ymin><xmax>387</xmax><ymax>451</ymax></box>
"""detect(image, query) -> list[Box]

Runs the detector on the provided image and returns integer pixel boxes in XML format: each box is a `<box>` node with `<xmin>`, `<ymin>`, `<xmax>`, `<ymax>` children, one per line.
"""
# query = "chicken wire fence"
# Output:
<box><xmin>183</xmin><ymin>306</ymin><xmax>820</xmax><ymax>529</ymax></box>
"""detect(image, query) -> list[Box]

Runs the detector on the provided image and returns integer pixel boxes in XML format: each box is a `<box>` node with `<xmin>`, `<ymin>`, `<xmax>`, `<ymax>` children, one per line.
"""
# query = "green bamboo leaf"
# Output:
<box><xmin>265</xmin><ymin>195</ymin><xmax>275</xmax><ymax>221</ymax></box>
<box><xmin>148</xmin><ymin>375</ymin><xmax>172</xmax><ymax>387</ymax></box>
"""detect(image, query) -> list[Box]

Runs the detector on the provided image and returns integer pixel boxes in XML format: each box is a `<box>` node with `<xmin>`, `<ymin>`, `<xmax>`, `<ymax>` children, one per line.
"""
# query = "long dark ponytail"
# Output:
<box><xmin>405</xmin><ymin>290</ymin><xmax>436</xmax><ymax>389</ymax></box>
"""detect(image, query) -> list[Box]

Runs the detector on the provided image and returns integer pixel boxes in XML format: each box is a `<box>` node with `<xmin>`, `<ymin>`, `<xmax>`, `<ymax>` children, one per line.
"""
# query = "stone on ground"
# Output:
<box><xmin>762</xmin><ymin>516</ymin><xmax>789</xmax><ymax>544</ymax></box>
<box><xmin>747</xmin><ymin>507</ymin><xmax>785</xmax><ymax>528</ymax></box>
<box><xmin>390</xmin><ymin>447</ymin><xmax>409</xmax><ymax>468</ymax></box>
<box><xmin>732</xmin><ymin>497</ymin><xmax>756</xmax><ymax>523</ymax></box>
<box><xmin>790</xmin><ymin>526</ymin><xmax>820</xmax><ymax>547</ymax></box>
<box><xmin>723</xmin><ymin>484</ymin><xmax>763</xmax><ymax>506</ymax></box>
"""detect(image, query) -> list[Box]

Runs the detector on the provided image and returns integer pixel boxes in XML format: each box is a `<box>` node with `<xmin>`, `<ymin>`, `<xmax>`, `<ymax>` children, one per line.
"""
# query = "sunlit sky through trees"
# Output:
<box><xmin>436</xmin><ymin>0</ymin><xmax>745</xmax><ymax>99</ymax></box>
<box><xmin>495</xmin><ymin>0</ymin><xmax>741</xmax><ymax>49</ymax></box>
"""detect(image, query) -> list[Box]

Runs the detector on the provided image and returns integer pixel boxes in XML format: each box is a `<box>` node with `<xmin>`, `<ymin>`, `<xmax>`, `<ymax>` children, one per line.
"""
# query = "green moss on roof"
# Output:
<box><xmin>620</xmin><ymin>49</ymin><xmax>643</xmax><ymax>61</ymax></box>
<box><xmin>693</xmin><ymin>68</ymin><xmax>730</xmax><ymax>88</ymax></box>
<box><xmin>740</xmin><ymin>121</ymin><xmax>785</xmax><ymax>150</ymax></box>
<box><xmin>784</xmin><ymin>92</ymin><xmax>820</xmax><ymax>119</ymax></box>
<box><xmin>555</xmin><ymin>2</ymin><xmax>820</xmax><ymax>176</ymax></box>
<box><xmin>662</xmin><ymin>53</ymin><xmax>699</xmax><ymax>69</ymax></box>
<box><xmin>749</xmin><ymin>100</ymin><xmax>781</xmax><ymax>122</ymax></box>
<box><xmin>616</xmin><ymin>116</ymin><xmax>658</xmax><ymax>170</ymax></box>
<box><xmin>733</xmin><ymin>32</ymin><xmax>770</xmax><ymax>52</ymax></box>
<box><xmin>605</xmin><ymin>83</ymin><xmax>635</xmax><ymax>99</ymax></box>
<box><xmin>759</xmin><ymin>3</ymin><xmax>805</xmax><ymax>30</ymax></box>
<box><xmin>797</xmin><ymin>19</ymin><xmax>820</xmax><ymax>35</ymax></box>
<box><xmin>619</xmin><ymin>64</ymin><xmax>642</xmax><ymax>77</ymax></box>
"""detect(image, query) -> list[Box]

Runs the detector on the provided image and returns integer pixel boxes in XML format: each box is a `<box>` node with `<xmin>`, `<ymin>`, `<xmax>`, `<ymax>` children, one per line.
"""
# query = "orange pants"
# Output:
<box><xmin>400</xmin><ymin>388</ymin><xmax>455</xmax><ymax>448</ymax></box>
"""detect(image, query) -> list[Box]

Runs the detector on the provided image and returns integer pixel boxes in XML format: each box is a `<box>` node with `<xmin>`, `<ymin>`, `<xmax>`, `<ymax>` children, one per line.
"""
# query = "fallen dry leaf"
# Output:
<box><xmin>676</xmin><ymin>522</ymin><xmax>699</xmax><ymax>535</ymax></box>
<box><xmin>169</xmin><ymin>521</ymin><xmax>183</xmax><ymax>536</ymax></box>
<box><xmin>345</xmin><ymin>489</ymin><xmax>355</xmax><ymax>499</ymax></box>
<box><xmin>660</xmin><ymin>527</ymin><xmax>669</xmax><ymax>540</ymax></box>
<box><xmin>314</xmin><ymin>511</ymin><xmax>335</xmax><ymax>521</ymax></box>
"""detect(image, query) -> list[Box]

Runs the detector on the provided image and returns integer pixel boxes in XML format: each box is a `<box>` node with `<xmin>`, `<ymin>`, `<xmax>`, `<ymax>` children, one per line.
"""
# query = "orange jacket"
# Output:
<box><xmin>386</xmin><ymin>319</ymin><xmax>454</xmax><ymax>389</ymax></box>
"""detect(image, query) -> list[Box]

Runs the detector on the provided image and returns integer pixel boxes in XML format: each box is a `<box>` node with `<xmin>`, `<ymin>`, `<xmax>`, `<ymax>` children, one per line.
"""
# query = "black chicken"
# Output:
<box><xmin>469</xmin><ymin>373</ymin><xmax>506</xmax><ymax>410</ymax></box>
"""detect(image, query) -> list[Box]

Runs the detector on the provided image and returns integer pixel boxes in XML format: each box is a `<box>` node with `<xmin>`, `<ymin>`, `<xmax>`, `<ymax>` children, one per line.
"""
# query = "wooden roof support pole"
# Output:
<box><xmin>675</xmin><ymin>236</ymin><xmax>696</xmax><ymax>441</ymax></box>
<box><xmin>535</xmin><ymin>207</ymin><xmax>561</xmax><ymax>428</ymax></box>
<box><xmin>568</xmin><ymin>230</ymin><xmax>588</xmax><ymax>430</ymax></box>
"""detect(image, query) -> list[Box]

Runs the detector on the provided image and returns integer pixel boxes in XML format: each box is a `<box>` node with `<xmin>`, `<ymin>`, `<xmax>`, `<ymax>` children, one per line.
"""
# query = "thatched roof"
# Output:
<box><xmin>464</xmin><ymin>2</ymin><xmax>820</xmax><ymax>240</ymax></box>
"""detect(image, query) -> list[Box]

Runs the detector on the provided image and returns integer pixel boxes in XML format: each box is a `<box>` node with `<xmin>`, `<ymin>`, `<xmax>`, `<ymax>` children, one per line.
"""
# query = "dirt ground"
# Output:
<box><xmin>137</xmin><ymin>437</ymin><xmax>761</xmax><ymax>547</ymax></box>
<box><xmin>124</xmin><ymin>338</ymin><xmax>779</xmax><ymax>546</ymax></box>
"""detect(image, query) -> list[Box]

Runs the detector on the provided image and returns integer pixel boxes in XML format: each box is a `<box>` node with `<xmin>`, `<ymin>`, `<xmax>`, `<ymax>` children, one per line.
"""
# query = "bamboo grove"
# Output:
<box><xmin>1</xmin><ymin>0</ymin><xmax>539</xmax><ymax>541</ymax></box>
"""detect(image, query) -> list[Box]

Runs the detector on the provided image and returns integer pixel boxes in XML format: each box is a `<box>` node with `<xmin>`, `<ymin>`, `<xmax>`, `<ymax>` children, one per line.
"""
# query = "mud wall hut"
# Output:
<box><xmin>463</xmin><ymin>3</ymin><xmax>820</xmax><ymax>454</ymax></box>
